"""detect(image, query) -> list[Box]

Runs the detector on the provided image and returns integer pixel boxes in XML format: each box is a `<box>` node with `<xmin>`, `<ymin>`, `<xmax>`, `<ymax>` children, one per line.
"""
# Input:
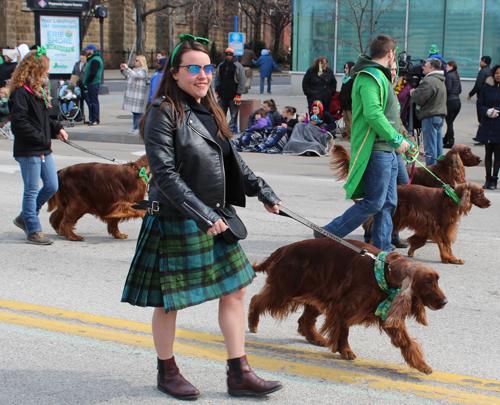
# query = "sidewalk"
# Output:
<box><xmin>65</xmin><ymin>72</ymin><xmax>482</xmax><ymax>150</ymax></box>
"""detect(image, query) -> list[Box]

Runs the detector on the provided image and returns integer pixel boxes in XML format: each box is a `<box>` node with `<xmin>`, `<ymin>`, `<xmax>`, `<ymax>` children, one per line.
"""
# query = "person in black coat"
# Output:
<box><xmin>338</xmin><ymin>61</ymin><xmax>355</xmax><ymax>139</ymax></box>
<box><xmin>469</xmin><ymin>56</ymin><xmax>492</xmax><ymax>124</ymax></box>
<box><xmin>302</xmin><ymin>57</ymin><xmax>337</xmax><ymax>114</ymax></box>
<box><xmin>443</xmin><ymin>61</ymin><xmax>462</xmax><ymax>148</ymax></box>
<box><xmin>0</xmin><ymin>49</ymin><xmax>19</xmax><ymax>87</ymax></box>
<box><xmin>475</xmin><ymin>64</ymin><xmax>500</xmax><ymax>189</ymax></box>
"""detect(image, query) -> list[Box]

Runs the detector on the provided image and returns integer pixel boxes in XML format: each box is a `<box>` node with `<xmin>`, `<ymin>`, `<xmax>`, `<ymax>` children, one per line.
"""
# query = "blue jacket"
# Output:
<box><xmin>148</xmin><ymin>70</ymin><xmax>164</xmax><ymax>104</ymax></box>
<box><xmin>253</xmin><ymin>54</ymin><xmax>280</xmax><ymax>78</ymax></box>
<box><xmin>476</xmin><ymin>76</ymin><xmax>500</xmax><ymax>144</ymax></box>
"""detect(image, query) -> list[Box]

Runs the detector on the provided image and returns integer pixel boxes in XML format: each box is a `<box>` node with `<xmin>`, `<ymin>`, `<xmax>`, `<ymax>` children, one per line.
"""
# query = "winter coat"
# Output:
<box><xmin>147</xmin><ymin>70</ymin><xmax>164</xmax><ymax>104</ymax></box>
<box><xmin>239</xmin><ymin>49</ymin><xmax>257</xmax><ymax>68</ymax></box>
<box><xmin>9</xmin><ymin>86</ymin><xmax>63</xmax><ymax>158</ymax></box>
<box><xmin>338</xmin><ymin>77</ymin><xmax>354</xmax><ymax>110</ymax></box>
<box><xmin>248</xmin><ymin>117</ymin><xmax>267</xmax><ymax>132</ymax></box>
<box><xmin>0</xmin><ymin>97</ymin><xmax>9</xmax><ymax>122</ymax></box>
<box><xmin>0</xmin><ymin>60</ymin><xmax>17</xmax><ymax>88</ymax></box>
<box><xmin>247</xmin><ymin>109</ymin><xmax>282</xmax><ymax>130</ymax></box>
<box><xmin>302</xmin><ymin>67</ymin><xmax>337</xmax><ymax>103</ymax></box>
<box><xmin>253</xmin><ymin>55</ymin><xmax>280</xmax><ymax>78</ymax></box>
<box><xmin>475</xmin><ymin>77</ymin><xmax>500</xmax><ymax>144</ymax></box>
<box><xmin>411</xmin><ymin>71</ymin><xmax>447</xmax><ymax>120</ymax></box>
<box><xmin>445</xmin><ymin>70</ymin><xmax>462</xmax><ymax>101</ymax></box>
<box><xmin>83</xmin><ymin>51</ymin><xmax>103</xmax><ymax>86</ymax></box>
<box><xmin>469</xmin><ymin>65</ymin><xmax>492</xmax><ymax>98</ymax></box>
<box><xmin>145</xmin><ymin>98</ymin><xmax>280</xmax><ymax>233</ymax></box>
<box><xmin>213</xmin><ymin>61</ymin><xmax>246</xmax><ymax>100</ymax></box>
<box><xmin>345</xmin><ymin>54</ymin><xmax>404</xmax><ymax>199</ymax></box>
<box><xmin>121</xmin><ymin>67</ymin><xmax>148</xmax><ymax>113</ymax></box>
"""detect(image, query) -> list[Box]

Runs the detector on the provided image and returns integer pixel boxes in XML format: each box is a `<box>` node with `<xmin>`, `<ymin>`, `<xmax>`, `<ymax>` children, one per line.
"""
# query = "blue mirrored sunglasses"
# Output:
<box><xmin>179</xmin><ymin>64</ymin><xmax>215</xmax><ymax>75</ymax></box>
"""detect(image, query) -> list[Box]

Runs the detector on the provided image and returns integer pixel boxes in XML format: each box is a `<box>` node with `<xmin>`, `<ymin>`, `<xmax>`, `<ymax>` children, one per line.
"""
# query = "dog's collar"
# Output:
<box><xmin>374</xmin><ymin>251</ymin><xmax>401</xmax><ymax>321</ymax></box>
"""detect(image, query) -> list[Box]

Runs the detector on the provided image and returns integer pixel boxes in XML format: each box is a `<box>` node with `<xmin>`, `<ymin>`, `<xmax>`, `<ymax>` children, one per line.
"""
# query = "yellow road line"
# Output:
<box><xmin>1</xmin><ymin>299</ymin><xmax>499</xmax><ymax>404</ymax></box>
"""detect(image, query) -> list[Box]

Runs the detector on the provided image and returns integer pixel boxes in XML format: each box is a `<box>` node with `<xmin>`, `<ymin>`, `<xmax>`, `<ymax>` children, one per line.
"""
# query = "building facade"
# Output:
<box><xmin>292</xmin><ymin>0</ymin><xmax>500</xmax><ymax>79</ymax></box>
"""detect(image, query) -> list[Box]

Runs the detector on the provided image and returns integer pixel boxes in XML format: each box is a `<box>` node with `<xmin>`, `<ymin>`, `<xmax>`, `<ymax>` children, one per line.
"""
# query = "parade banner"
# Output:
<box><xmin>39</xmin><ymin>15</ymin><xmax>80</xmax><ymax>74</ymax></box>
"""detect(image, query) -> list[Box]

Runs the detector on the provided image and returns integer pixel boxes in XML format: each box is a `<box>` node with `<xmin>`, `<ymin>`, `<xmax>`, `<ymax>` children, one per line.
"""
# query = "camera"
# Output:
<box><xmin>397</xmin><ymin>51</ymin><xmax>425</xmax><ymax>88</ymax></box>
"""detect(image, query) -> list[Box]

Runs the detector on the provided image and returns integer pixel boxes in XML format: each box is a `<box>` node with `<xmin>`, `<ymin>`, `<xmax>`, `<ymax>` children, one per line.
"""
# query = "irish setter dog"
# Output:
<box><xmin>331</xmin><ymin>144</ymin><xmax>481</xmax><ymax>188</ymax></box>
<box><xmin>407</xmin><ymin>144</ymin><xmax>481</xmax><ymax>187</ymax></box>
<box><xmin>393</xmin><ymin>183</ymin><xmax>490</xmax><ymax>264</ymax></box>
<box><xmin>248</xmin><ymin>238</ymin><xmax>448</xmax><ymax>374</ymax></box>
<box><xmin>47</xmin><ymin>155</ymin><xmax>149</xmax><ymax>241</ymax></box>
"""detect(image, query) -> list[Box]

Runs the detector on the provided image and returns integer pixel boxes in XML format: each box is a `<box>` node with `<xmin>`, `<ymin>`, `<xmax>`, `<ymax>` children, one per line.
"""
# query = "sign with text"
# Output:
<box><xmin>39</xmin><ymin>15</ymin><xmax>80</xmax><ymax>74</ymax></box>
<box><xmin>228</xmin><ymin>32</ymin><xmax>244</xmax><ymax>56</ymax></box>
<box><xmin>27</xmin><ymin>0</ymin><xmax>89</xmax><ymax>11</ymax></box>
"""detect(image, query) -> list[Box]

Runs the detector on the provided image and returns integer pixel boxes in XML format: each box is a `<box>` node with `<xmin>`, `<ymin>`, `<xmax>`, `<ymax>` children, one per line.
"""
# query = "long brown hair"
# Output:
<box><xmin>139</xmin><ymin>40</ymin><xmax>231</xmax><ymax>140</ymax></box>
<box><xmin>447</xmin><ymin>61</ymin><xmax>460</xmax><ymax>82</ymax></box>
<box><xmin>9</xmin><ymin>50</ymin><xmax>50</xmax><ymax>93</ymax></box>
<box><xmin>263</xmin><ymin>99</ymin><xmax>277</xmax><ymax>112</ymax></box>
<box><xmin>311</xmin><ymin>57</ymin><xmax>328</xmax><ymax>73</ymax></box>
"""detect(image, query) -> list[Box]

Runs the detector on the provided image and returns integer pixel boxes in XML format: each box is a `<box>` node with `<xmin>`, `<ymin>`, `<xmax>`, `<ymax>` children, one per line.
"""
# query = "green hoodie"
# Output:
<box><xmin>344</xmin><ymin>54</ymin><xmax>406</xmax><ymax>199</ymax></box>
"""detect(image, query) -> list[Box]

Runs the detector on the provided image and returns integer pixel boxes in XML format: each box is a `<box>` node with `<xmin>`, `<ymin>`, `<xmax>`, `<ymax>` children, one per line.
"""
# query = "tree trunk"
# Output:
<box><xmin>136</xmin><ymin>2</ymin><xmax>144</xmax><ymax>55</ymax></box>
<box><xmin>157</xmin><ymin>14</ymin><xmax>168</xmax><ymax>51</ymax></box>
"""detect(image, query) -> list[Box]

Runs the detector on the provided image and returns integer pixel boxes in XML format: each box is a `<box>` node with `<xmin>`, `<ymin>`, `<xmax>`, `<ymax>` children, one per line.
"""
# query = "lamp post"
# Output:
<box><xmin>95</xmin><ymin>5</ymin><xmax>109</xmax><ymax>95</ymax></box>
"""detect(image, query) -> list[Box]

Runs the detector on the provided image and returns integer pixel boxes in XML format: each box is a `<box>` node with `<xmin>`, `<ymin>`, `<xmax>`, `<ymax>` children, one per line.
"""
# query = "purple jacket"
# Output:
<box><xmin>248</xmin><ymin>117</ymin><xmax>267</xmax><ymax>132</ymax></box>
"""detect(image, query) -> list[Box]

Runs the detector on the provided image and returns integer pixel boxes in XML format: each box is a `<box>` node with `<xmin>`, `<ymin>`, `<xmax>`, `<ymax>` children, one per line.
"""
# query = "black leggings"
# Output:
<box><xmin>444</xmin><ymin>99</ymin><xmax>461</xmax><ymax>143</ymax></box>
<box><xmin>484</xmin><ymin>143</ymin><xmax>500</xmax><ymax>177</ymax></box>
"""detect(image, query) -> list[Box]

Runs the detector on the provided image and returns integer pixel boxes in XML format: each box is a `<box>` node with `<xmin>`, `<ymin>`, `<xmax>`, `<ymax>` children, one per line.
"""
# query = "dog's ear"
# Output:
<box><xmin>384</xmin><ymin>271</ymin><xmax>413</xmax><ymax>329</ymax></box>
<box><xmin>450</xmin><ymin>149</ymin><xmax>466</xmax><ymax>185</ymax></box>
<box><xmin>458</xmin><ymin>184</ymin><xmax>473</xmax><ymax>215</ymax></box>
<box><xmin>410</xmin><ymin>296</ymin><xmax>428</xmax><ymax>326</ymax></box>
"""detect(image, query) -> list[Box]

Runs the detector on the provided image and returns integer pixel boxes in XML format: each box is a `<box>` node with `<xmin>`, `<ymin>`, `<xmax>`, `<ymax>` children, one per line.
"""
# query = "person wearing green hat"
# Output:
<box><xmin>428</xmin><ymin>45</ymin><xmax>447</xmax><ymax>71</ymax></box>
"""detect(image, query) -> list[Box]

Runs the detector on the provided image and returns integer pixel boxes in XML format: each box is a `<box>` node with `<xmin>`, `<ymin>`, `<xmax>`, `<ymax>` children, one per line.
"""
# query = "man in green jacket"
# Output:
<box><xmin>410</xmin><ymin>58</ymin><xmax>447</xmax><ymax>165</ymax></box>
<box><xmin>82</xmin><ymin>44</ymin><xmax>103</xmax><ymax>125</ymax></box>
<box><xmin>315</xmin><ymin>34</ymin><xmax>414</xmax><ymax>252</ymax></box>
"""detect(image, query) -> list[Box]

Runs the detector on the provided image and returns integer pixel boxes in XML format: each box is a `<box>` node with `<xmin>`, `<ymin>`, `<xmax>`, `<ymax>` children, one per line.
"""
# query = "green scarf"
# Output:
<box><xmin>374</xmin><ymin>251</ymin><xmax>401</xmax><ymax>321</ymax></box>
<box><xmin>341</xmin><ymin>74</ymin><xmax>351</xmax><ymax>84</ymax></box>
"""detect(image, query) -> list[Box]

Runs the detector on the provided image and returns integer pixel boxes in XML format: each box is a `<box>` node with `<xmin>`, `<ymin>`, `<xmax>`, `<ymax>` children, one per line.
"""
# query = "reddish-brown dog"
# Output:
<box><xmin>393</xmin><ymin>183</ymin><xmax>491</xmax><ymax>264</ymax></box>
<box><xmin>47</xmin><ymin>155</ymin><xmax>149</xmax><ymax>241</ymax></box>
<box><xmin>406</xmin><ymin>144</ymin><xmax>481</xmax><ymax>187</ymax></box>
<box><xmin>330</xmin><ymin>144</ymin><xmax>481</xmax><ymax>188</ymax></box>
<box><xmin>248</xmin><ymin>238</ymin><xmax>448</xmax><ymax>374</ymax></box>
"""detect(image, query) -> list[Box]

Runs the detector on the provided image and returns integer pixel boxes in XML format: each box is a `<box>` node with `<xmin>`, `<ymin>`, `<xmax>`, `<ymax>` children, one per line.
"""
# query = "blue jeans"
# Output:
<box><xmin>421</xmin><ymin>116</ymin><xmax>444</xmax><ymax>166</ymax></box>
<box><xmin>15</xmin><ymin>154</ymin><xmax>58</xmax><ymax>234</ymax></box>
<box><xmin>85</xmin><ymin>83</ymin><xmax>100</xmax><ymax>123</ymax></box>
<box><xmin>132</xmin><ymin>112</ymin><xmax>143</xmax><ymax>130</ymax></box>
<box><xmin>260</xmin><ymin>77</ymin><xmax>271</xmax><ymax>94</ymax></box>
<box><xmin>61</xmin><ymin>101</ymin><xmax>74</xmax><ymax>113</ymax></box>
<box><xmin>324</xmin><ymin>150</ymin><xmax>398</xmax><ymax>252</ymax></box>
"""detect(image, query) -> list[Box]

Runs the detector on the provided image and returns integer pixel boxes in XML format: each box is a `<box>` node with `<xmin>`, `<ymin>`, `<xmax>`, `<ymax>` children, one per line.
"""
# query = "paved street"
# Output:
<box><xmin>1</xmin><ymin>84</ymin><xmax>500</xmax><ymax>404</ymax></box>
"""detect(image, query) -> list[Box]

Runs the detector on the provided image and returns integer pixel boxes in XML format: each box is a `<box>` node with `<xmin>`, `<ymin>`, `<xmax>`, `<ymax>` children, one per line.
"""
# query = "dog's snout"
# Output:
<box><xmin>440</xmin><ymin>298</ymin><xmax>448</xmax><ymax>306</ymax></box>
<box><xmin>478</xmin><ymin>158</ymin><xmax>482</xmax><ymax>163</ymax></box>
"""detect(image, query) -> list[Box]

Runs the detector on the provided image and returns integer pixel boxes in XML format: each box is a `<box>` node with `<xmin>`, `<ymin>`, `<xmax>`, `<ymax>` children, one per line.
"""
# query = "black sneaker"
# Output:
<box><xmin>27</xmin><ymin>231</ymin><xmax>53</xmax><ymax>245</ymax></box>
<box><xmin>391</xmin><ymin>238</ymin><xmax>409</xmax><ymax>248</ymax></box>
<box><xmin>13</xmin><ymin>215</ymin><xmax>27</xmax><ymax>234</ymax></box>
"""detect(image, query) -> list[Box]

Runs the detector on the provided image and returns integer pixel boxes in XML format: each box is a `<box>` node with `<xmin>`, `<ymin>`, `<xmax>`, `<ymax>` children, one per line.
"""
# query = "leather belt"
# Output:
<box><xmin>132</xmin><ymin>200</ymin><xmax>185</xmax><ymax>217</ymax></box>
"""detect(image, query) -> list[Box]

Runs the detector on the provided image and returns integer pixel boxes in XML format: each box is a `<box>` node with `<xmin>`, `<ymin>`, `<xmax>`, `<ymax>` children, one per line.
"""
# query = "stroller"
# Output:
<box><xmin>57</xmin><ymin>81</ymin><xmax>82</xmax><ymax>127</ymax></box>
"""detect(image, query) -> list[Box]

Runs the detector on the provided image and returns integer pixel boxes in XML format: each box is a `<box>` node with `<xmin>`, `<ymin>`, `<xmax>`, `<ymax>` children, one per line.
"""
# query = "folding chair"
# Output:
<box><xmin>0</xmin><ymin>121</ymin><xmax>13</xmax><ymax>139</ymax></box>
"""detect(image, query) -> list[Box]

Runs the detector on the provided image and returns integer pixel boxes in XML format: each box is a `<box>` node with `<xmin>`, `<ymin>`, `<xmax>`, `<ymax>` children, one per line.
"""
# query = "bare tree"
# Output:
<box><xmin>81</xmin><ymin>0</ymin><xmax>106</xmax><ymax>41</ymax></box>
<box><xmin>263</xmin><ymin>0</ymin><xmax>292</xmax><ymax>58</ymax></box>
<box><xmin>133</xmin><ymin>0</ymin><xmax>193</xmax><ymax>55</ymax></box>
<box><xmin>239</xmin><ymin>0</ymin><xmax>267</xmax><ymax>50</ymax></box>
<box><xmin>190</xmin><ymin>0</ymin><xmax>225</xmax><ymax>38</ymax></box>
<box><xmin>333</xmin><ymin>0</ymin><xmax>404</xmax><ymax>54</ymax></box>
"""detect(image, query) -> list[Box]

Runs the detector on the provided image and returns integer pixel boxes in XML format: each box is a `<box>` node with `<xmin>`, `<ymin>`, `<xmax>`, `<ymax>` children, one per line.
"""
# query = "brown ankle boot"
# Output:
<box><xmin>227</xmin><ymin>355</ymin><xmax>283</xmax><ymax>396</ymax></box>
<box><xmin>157</xmin><ymin>357</ymin><xmax>200</xmax><ymax>400</ymax></box>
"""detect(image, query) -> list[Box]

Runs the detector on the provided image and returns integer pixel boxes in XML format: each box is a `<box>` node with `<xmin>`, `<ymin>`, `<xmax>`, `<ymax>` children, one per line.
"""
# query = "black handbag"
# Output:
<box><xmin>216</xmin><ymin>204</ymin><xmax>248</xmax><ymax>244</ymax></box>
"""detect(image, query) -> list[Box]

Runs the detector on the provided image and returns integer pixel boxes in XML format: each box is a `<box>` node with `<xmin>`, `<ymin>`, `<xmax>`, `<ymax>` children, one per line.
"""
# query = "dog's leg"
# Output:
<box><xmin>49</xmin><ymin>209</ymin><xmax>64</xmax><ymax>235</ymax></box>
<box><xmin>337</xmin><ymin>324</ymin><xmax>356</xmax><ymax>360</ymax></box>
<box><xmin>59</xmin><ymin>212</ymin><xmax>85</xmax><ymax>241</ymax></box>
<box><xmin>248</xmin><ymin>293</ymin><xmax>265</xmax><ymax>333</ymax></box>
<box><xmin>384</xmin><ymin>326</ymin><xmax>432</xmax><ymax>374</ymax></box>
<box><xmin>407</xmin><ymin>234</ymin><xmax>428</xmax><ymax>257</ymax></box>
<box><xmin>320</xmin><ymin>311</ymin><xmax>342</xmax><ymax>354</ymax></box>
<box><xmin>297</xmin><ymin>304</ymin><xmax>328</xmax><ymax>347</ymax></box>
<box><xmin>437</xmin><ymin>237</ymin><xmax>464</xmax><ymax>264</ymax></box>
<box><xmin>106</xmin><ymin>218</ymin><xmax>128</xmax><ymax>239</ymax></box>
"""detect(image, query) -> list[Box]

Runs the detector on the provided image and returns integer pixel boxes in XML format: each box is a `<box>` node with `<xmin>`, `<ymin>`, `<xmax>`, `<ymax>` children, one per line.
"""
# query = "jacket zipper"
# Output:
<box><xmin>186</xmin><ymin>114</ymin><xmax>226</xmax><ymax>206</ymax></box>
<box><xmin>182</xmin><ymin>201</ymin><xmax>214</xmax><ymax>227</ymax></box>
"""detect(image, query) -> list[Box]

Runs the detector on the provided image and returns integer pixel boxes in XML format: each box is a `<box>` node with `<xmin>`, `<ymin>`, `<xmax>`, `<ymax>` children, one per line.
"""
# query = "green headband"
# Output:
<box><xmin>170</xmin><ymin>34</ymin><xmax>210</xmax><ymax>66</ymax></box>
<box><xmin>35</xmin><ymin>46</ymin><xmax>47</xmax><ymax>60</ymax></box>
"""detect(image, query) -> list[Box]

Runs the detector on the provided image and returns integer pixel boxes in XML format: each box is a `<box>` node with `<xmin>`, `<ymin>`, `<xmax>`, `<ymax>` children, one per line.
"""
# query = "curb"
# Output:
<box><xmin>66</xmin><ymin>130</ymin><xmax>143</xmax><ymax>145</ymax></box>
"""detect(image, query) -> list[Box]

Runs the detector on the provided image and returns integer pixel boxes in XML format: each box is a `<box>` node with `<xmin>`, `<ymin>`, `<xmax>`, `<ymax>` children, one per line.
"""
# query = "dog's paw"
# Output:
<box><xmin>68</xmin><ymin>235</ymin><xmax>85</xmax><ymax>242</ymax></box>
<box><xmin>340</xmin><ymin>348</ymin><xmax>356</xmax><ymax>360</ymax></box>
<box><xmin>418</xmin><ymin>364</ymin><xmax>433</xmax><ymax>374</ymax></box>
<box><xmin>407</xmin><ymin>250</ymin><xmax>415</xmax><ymax>257</ymax></box>
<box><xmin>248</xmin><ymin>325</ymin><xmax>258</xmax><ymax>333</ymax></box>
<box><xmin>113</xmin><ymin>233</ymin><xmax>129</xmax><ymax>239</ymax></box>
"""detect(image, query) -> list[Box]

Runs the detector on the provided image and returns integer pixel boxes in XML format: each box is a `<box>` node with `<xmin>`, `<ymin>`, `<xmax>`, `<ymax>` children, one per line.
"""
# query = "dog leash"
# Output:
<box><xmin>63</xmin><ymin>139</ymin><xmax>127</xmax><ymax>164</ymax></box>
<box><xmin>277</xmin><ymin>205</ymin><xmax>388</xmax><ymax>264</ymax></box>
<box><xmin>403</xmin><ymin>151</ymin><xmax>460</xmax><ymax>206</ymax></box>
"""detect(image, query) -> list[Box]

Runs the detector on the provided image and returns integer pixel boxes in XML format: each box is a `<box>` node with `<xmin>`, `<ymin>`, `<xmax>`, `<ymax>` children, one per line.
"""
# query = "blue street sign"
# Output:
<box><xmin>229</xmin><ymin>32</ymin><xmax>244</xmax><ymax>56</ymax></box>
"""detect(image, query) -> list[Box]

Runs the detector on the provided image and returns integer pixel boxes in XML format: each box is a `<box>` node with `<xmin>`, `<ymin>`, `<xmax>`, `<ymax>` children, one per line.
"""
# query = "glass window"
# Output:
<box><xmin>443</xmin><ymin>0</ymin><xmax>482</xmax><ymax>78</ymax></box>
<box><xmin>483</xmin><ymin>0</ymin><xmax>500</xmax><ymax>70</ymax></box>
<box><xmin>293</xmin><ymin>0</ymin><xmax>336</xmax><ymax>72</ymax></box>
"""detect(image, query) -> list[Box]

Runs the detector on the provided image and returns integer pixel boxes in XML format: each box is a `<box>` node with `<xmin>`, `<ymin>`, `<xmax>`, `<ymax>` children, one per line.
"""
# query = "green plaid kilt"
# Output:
<box><xmin>121</xmin><ymin>211</ymin><xmax>255</xmax><ymax>312</ymax></box>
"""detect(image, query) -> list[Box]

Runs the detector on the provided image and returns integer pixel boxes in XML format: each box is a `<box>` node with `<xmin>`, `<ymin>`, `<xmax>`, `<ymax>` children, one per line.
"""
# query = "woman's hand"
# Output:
<box><xmin>120</xmin><ymin>63</ymin><xmax>128</xmax><ymax>70</ymax></box>
<box><xmin>264</xmin><ymin>201</ymin><xmax>281</xmax><ymax>214</ymax></box>
<box><xmin>206</xmin><ymin>218</ymin><xmax>228</xmax><ymax>236</ymax></box>
<box><xmin>281</xmin><ymin>123</ymin><xmax>288</xmax><ymax>129</ymax></box>
<box><xmin>58</xmin><ymin>129</ymin><xmax>68</xmax><ymax>141</ymax></box>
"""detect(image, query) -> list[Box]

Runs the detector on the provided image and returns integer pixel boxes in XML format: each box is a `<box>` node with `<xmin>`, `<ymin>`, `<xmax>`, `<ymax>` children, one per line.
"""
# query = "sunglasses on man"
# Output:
<box><xmin>179</xmin><ymin>64</ymin><xmax>216</xmax><ymax>75</ymax></box>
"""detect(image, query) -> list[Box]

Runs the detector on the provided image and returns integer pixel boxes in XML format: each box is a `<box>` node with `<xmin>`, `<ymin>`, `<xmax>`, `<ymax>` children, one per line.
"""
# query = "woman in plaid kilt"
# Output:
<box><xmin>121</xmin><ymin>36</ymin><xmax>283</xmax><ymax>400</ymax></box>
<box><xmin>120</xmin><ymin>55</ymin><xmax>148</xmax><ymax>135</ymax></box>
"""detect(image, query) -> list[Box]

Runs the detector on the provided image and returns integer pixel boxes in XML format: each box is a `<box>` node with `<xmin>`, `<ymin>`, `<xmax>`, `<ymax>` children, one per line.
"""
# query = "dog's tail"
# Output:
<box><xmin>330</xmin><ymin>145</ymin><xmax>351</xmax><ymax>182</ymax></box>
<box><xmin>252</xmin><ymin>247</ymin><xmax>286</xmax><ymax>274</ymax></box>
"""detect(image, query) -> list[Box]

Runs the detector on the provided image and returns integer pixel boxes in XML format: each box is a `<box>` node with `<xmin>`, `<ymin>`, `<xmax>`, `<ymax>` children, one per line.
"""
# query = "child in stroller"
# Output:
<box><xmin>58</xmin><ymin>82</ymin><xmax>81</xmax><ymax>126</ymax></box>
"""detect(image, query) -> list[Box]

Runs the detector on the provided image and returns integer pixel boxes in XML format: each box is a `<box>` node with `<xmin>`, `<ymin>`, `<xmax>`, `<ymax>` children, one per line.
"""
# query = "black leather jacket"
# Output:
<box><xmin>145</xmin><ymin>97</ymin><xmax>280</xmax><ymax>233</ymax></box>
